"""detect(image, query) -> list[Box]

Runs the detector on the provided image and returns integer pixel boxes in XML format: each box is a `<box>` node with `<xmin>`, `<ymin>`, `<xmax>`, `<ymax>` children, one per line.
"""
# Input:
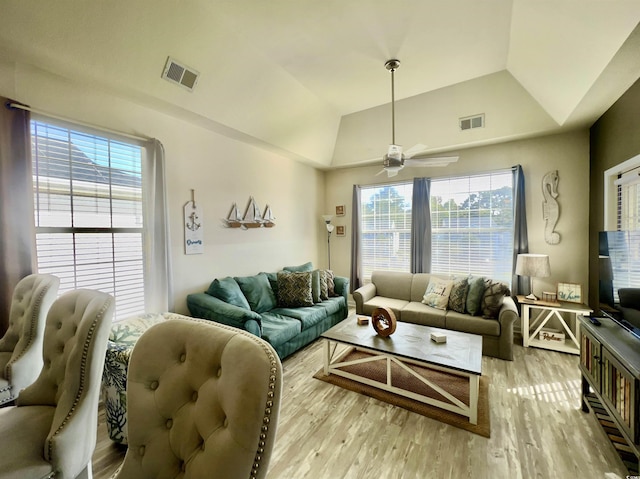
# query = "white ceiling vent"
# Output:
<box><xmin>162</xmin><ymin>57</ymin><xmax>199</xmax><ymax>91</ymax></box>
<box><xmin>459</xmin><ymin>114</ymin><xmax>485</xmax><ymax>131</ymax></box>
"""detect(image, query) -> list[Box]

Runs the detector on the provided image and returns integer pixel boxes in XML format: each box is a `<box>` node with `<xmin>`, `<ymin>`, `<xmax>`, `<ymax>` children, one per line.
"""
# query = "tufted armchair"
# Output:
<box><xmin>114</xmin><ymin>316</ymin><xmax>283</xmax><ymax>479</ymax></box>
<box><xmin>0</xmin><ymin>273</ymin><xmax>60</xmax><ymax>405</ymax></box>
<box><xmin>0</xmin><ymin>288</ymin><xmax>114</xmax><ymax>479</ymax></box>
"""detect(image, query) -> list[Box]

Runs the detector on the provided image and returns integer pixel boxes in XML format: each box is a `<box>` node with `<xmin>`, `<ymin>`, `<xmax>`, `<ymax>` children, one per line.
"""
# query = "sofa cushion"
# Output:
<box><xmin>277</xmin><ymin>271</ymin><xmax>314</xmax><ymax>307</ymax></box>
<box><xmin>259</xmin><ymin>312</ymin><xmax>302</xmax><ymax>347</ymax></box>
<box><xmin>481</xmin><ymin>279</ymin><xmax>510</xmax><ymax>319</ymax></box>
<box><xmin>319</xmin><ymin>296</ymin><xmax>344</xmax><ymax>316</ymax></box>
<box><xmin>234</xmin><ymin>273</ymin><xmax>277</xmax><ymax>313</ymax></box>
<box><xmin>446</xmin><ymin>310</ymin><xmax>500</xmax><ymax>336</ymax></box>
<box><xmin>448</xmin><ymin>277</ymin><xmax>469</xmax><ymax>313</ymax></box>
<box><xmin>422</xmin><ymin>277</ymin><xmax>454</xmax><ymax>310</ymax></box>
<box><xmin>466</xmin><ymin>276</ymin><xmax>485</xmax><ymax>316</ymax></box>
<box><xmin>401</xmin><ymin>302</ymin><xmax>446</xmax><ymax>328</ymax></box>
<box><xmin>371</xmin><ymin>271</ymin><xmax>413</xmax><ymax>301</ymax></box>
<box><xmin>410</xmin><ymin>273</ymin><xmax>432</xmax><ymax>302</ymax></box>
<box><xmin>207</xmin><ymin>277</ymin><xmax>251</xmax><ymax>310</ymax></box>
<box><xmin>360</xmin><ymin>297</ymin><xmax>409</xmax><ymax>318</ymax></box>
<box><xmin>262</xmin><ymin>272</ymin><xmax>279</xmax><ymax>297</ymax></box>
<box><xmin>310</xmin><ymin>270</ymin><xmax>321</xmax><ymax>303</ymax></box>
<box><xmin>283</xmin><ymin>262</ymin><xmax>314</xmax><ymax>273</ymax></box>
<box><xmin>270</xmin><ymin>305</ymin><xmax>327</xmax><ymax>330</ymax></box>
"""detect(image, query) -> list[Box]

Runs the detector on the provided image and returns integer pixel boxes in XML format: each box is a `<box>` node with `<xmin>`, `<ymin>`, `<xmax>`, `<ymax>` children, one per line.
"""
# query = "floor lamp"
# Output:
<box><xmin>322</xmin><ymin>215</ymin><xmax>334</xmax><ymax>269</ymax></box>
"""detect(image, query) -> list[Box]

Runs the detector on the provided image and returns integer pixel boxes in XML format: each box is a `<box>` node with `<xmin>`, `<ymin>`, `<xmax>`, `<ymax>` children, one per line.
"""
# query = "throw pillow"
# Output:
<box><xmin>481</xmin><ymin>279</ymin><xmax>511</xmax><ymax>319</ymax></box>
<box><xmin>207</xmin><ymin>277</ymin><xmax>251</xmax><ymax>310</ymax></box>
<box><xmin>422</xmin><ymin>277</ymin><xmax>454</xmax><ymax>310</ymax></box>
<box><xmin>448</xmin><ymin>277</ymin><xmax>469</xmax><ymax>313</ymax></box>
<box><xmin>277</xmin><ymin>271</ymin><xmax>314</xmax><ymax>307</ymax></box>
<box><xmin>317</xmin><ymin>270</ymin><xmax>329</xmax><ymax>300</ymax></box>
<box><xmin>234</xmin><ymin>273</ymin><xmax>277</xmax><ymax>313</ymax></box>
<box><xmin>310</xmin><ymin>270</ymin><xmax>321</xmax><ymax>303</ymax></box>
<box><xmin>283</xmin><ymin>262</ymin><xmax>314</xmax><ymax>273</ymax></box>
<box><xmin>324</xmin><ymin>270</ymin><xmax>337</xmax><ymax>297</ymax></box>
<box><xmin>262</xmin><ymin>272</ymin><xmax>279</xmax><ymax>297</ymax></box>
<box><xmin>466</xmin><ymin>276</ymin><xmax>485</xmax><ymax>316</ymax></box>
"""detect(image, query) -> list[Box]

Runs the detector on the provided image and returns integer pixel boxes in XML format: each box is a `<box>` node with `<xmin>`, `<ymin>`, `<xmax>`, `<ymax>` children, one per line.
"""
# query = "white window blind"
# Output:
<box><xmin>616</xmin><ymin>168</ymin><xmax>640</xmax><ymax>231</ymax></box>
<box><xmin>360</xmin><ymin>183</ymin><xmax>413</xmax><ymax>281</ymax></box>
<box><xmin>430</xmin><ymin>171</ymin><xmax>514</xmax><ymax>285</ymax></box>
<box><xmin>31</xmin><ymin>119</ymin><xmax>146</xmax><ymax>320</ymax></box>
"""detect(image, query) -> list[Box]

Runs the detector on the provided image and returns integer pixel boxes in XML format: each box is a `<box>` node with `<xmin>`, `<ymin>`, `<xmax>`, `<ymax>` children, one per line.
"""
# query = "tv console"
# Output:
<box><xmin>579</xmin><ymin>315</ymin><xmax>640</xmax><ymax>470</ymax></box>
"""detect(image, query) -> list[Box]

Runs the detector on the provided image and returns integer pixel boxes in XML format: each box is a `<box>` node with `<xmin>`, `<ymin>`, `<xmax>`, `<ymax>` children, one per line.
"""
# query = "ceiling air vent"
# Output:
<box><xmin>162</xmin><ymin>57</ymin><xmax>199</xmax><ymax>91</ymax></box>
<box><xmin>459</xmin><ymin>114</ymin><xmax>484</xmax><ymax>131</ymax></box>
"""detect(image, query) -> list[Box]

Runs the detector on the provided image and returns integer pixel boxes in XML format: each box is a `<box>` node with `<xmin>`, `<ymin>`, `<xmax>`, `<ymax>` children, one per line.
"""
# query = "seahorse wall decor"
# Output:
<box><xmin>542</xmin><ymin>170</ymin><xmax>560</xmax><ymax>244</ymax></box>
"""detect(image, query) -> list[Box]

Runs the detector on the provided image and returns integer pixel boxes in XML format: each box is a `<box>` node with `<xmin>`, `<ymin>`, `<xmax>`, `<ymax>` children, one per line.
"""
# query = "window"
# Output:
<box><xmin>430</xmin><ymin>171</ymin><xmax>514</xmax><ymax>284</ymax></box>
<box><xmin>360</xmin><ymin>183</ymin><xmax>413</xmax><ymax>281</ymax></box>
<box><xmin>31</xmin><ymin>119</ymin><xmax>146</xmax><ymax>320</ymax></box>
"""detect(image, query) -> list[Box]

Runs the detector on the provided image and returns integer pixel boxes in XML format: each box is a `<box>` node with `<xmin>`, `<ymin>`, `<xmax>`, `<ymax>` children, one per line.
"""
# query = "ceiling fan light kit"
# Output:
<box><xmin>376</xmin><ymin>59</ymin><xmax>459</xmax><ymax>177</ymax></box>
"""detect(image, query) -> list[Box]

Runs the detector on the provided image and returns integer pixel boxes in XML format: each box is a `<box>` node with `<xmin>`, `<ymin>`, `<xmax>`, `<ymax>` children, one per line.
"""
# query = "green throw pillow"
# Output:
<box><xmin>234</xmin><ymin>273</ymin><xmax>277</xmax><ymax>313</ymax></box>
<box><xmin>207</xmin><ymin>277</ymin><xmax>251</xmax><ymax>310</ymax></box>
<box><xmin>481</xmin><ymin>279</ymin><xmax>511</xmax><ymax>319</ymax></box>
<box><xmin>283</xmin><ymin>262</ymin><xmax>314</xmax><ymax>273</ymax></box>
<box><xmin>466</xmin><ymin>276</ymin><xmax>485</xmax><ymax>316</ymax></box>
<box><xmin>448</xmin><ymin>277</ymin><xmax>469</xmax><ymax>314</ymax></box>
<box><xmin>277</xmin><ymin>271</ymin><xmax>314</xmax><ymax>307</ymax></box>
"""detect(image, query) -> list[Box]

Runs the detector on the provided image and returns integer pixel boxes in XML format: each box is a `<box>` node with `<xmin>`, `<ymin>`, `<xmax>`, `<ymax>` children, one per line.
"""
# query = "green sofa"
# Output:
<box><xmin>187</xmin><ymin>263</ymin><xmax>349</xmax><ymax>359</ymax></box>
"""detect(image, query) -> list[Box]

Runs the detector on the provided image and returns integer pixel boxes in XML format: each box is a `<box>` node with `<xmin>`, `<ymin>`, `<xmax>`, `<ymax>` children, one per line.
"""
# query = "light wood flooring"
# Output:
<box><xmin>92</xmin><ymin>338</ymin><xmax>630</xmax><ymax>479</ymax></box>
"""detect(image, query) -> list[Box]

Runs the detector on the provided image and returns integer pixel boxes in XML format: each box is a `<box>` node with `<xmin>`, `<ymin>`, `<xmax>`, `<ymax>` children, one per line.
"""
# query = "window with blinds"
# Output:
<box><xmin>430</xmin><ymin>171</ymin><xmax>514</xmax><ymax>284</ymax></box>
<box><xmin>360</xmin><ymin>183</ymin><xmax>413</xmax><ymax>281</ymax></box>
<box><xmin>31</xmin><ymin>119</ymin><xmax>146</xmax><ymax>320</ymax></box>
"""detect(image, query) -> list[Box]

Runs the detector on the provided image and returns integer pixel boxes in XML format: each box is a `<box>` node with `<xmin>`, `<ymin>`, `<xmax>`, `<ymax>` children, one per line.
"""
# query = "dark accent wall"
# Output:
<box><xmin>589</xmin><ymin>77</ymin><xmax>640</xmax><ymax>306</ymax></box>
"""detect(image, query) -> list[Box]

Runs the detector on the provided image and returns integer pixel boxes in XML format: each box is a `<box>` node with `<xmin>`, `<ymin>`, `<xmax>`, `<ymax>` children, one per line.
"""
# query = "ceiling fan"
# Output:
<box><xmin>376</xmin><ymin>59</ymin><xmax>459</xmax><ymax>177</ymax></box>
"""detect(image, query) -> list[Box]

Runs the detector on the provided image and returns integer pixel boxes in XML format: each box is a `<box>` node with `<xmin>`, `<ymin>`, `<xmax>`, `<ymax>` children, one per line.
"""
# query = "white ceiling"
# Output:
<box><xmin>1</xmin><ymin>1</ymin><xmax>640</xmax><ymax>168</ymax></box>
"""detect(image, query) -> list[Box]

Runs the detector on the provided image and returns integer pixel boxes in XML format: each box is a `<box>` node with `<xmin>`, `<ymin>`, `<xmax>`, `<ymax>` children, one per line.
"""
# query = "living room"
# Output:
<box><xmin>1</xmin><ymin>2</ymin><xmax>640</xmax><ymax>478</ymax></box>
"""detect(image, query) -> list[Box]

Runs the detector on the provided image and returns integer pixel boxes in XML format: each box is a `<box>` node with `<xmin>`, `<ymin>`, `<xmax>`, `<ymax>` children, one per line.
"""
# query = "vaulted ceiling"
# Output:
<box><xmin>2</xmin><ymin>1</ymin><xmax>640</xmax><ymax>169</ymax></box>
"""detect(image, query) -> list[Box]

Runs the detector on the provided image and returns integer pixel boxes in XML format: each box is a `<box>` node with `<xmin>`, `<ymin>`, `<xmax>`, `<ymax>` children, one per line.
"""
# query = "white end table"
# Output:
<box><xmin>517</xmin><ymin>295</ymin><xmax>592</xmax><ymax>355</ymax></box>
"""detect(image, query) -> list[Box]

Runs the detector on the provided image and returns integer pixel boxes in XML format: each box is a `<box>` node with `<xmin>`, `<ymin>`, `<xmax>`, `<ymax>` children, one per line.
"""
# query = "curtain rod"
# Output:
<box><xmin>7</xmin><ymin>102</ymin><xmax>151</xmax><ymax>143</ymax></box>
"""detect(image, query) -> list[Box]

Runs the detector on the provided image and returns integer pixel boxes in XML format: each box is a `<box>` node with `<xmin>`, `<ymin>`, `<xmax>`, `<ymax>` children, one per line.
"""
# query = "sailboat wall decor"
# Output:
<box><xmin>223</xmin><ymin>196</ymin><xmax>275</xmax><ymax>229</ymax></box>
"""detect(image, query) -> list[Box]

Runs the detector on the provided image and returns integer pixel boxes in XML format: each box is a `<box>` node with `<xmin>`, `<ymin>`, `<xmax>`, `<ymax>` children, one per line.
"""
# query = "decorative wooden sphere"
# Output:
<box><xmin>371</xmin><ymin>307</ymin><xmax>397</xmax><ymax>337</ymax></box>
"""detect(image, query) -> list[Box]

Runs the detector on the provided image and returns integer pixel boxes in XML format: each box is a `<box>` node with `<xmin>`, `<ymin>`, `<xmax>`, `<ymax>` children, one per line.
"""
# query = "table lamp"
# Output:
<box><xmin>515</xmin><ymin>253</ymin><xmax>551</xmax><ymax>301</ymax></box>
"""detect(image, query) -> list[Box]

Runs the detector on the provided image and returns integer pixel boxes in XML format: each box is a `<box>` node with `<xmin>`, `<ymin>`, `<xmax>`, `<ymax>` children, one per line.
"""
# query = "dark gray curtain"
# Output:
<box><xmin>0</xmin><ymin>99</ymin><xmax>35</xmax><ymax>334</ymax></box>
<box><xmin>349</xmin><ymin>185</ymin><xmax>362</xmax><ymax>293</ymax></box>
<box><xmin>411</xmin><ymin>177</ymin><xmax>431</xmax><ymax>273</ymax></box>
<box><xmin>512</xmin><ymin>164</ymin><xmax>529</xmax><ymax>295</ymax></box>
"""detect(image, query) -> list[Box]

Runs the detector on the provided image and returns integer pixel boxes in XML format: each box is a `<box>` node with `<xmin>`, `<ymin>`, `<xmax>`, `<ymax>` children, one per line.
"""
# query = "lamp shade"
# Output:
<box><xmin>321</xmin><ymin>215</ymin><xmax>333</xmax><ymax>223</ymax></box>
<box><xmin>515</xmin><ymin>254</ymin><xmax>551</xmax><ymax>278</ymax></box>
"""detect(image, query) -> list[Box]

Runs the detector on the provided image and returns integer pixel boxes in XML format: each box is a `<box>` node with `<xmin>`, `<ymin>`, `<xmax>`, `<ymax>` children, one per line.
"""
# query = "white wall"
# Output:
<box><xmin>0</xmin><ymin>61</ymin><xmax>326</xmax><ymax>314</ymax></box>
<box><xmin>326</xmin><ymin>130</ymin><xmax>591</xmax><ymax>298</ymax></box>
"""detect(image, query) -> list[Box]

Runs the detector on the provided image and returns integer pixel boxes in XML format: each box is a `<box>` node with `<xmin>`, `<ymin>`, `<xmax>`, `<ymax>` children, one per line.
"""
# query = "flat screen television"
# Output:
<box><xmin>599</xmin><ymin>231</ymin><xmax>640</xmax><ymax>339</ymax></box>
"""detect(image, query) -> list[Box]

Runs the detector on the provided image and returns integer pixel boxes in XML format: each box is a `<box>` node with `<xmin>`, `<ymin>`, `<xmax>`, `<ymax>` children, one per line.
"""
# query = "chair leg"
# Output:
<box><xmin>76</xmin><ymin>464</ymin><xmax>93</xmax><ymax>479</ymax></box>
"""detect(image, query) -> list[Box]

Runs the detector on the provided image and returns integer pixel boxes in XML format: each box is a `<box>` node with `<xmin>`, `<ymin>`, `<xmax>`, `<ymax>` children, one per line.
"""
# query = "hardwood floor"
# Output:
<box><xmin>92</xmin><ymin>338</ymin><xmax>629</xmax><ymax>479</ymax></box>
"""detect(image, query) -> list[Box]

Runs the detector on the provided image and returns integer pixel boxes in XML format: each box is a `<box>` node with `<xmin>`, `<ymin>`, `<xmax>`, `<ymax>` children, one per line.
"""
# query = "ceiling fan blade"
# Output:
<box><xmin>375</xmin><ymin>168</ymin><xmax>387</xmax><ymax>176</ymax></box>
<box><xmin>404</xmin><ymin>156</ymin><xmax>459</xmax><ymax>167</ymax></box>
<box><xmin>404</xmin><ymin>144</ymin><xmax>429</xmax><ymax>158</ymax></box>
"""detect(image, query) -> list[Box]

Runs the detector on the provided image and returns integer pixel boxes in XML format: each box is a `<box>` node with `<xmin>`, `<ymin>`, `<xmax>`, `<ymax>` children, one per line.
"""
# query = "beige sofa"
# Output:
<box><xmin>353</xmin><ymin>271</ymin><xmax>518</xmax><ymax>360</ymax></box>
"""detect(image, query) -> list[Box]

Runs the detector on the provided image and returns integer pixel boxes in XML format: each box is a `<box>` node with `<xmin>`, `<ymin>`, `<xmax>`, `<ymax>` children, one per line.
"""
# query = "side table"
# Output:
<box><xmin>517</xmin><ymin>295</ymin><xmax>592</xmax><ymax>354</ymax></box>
